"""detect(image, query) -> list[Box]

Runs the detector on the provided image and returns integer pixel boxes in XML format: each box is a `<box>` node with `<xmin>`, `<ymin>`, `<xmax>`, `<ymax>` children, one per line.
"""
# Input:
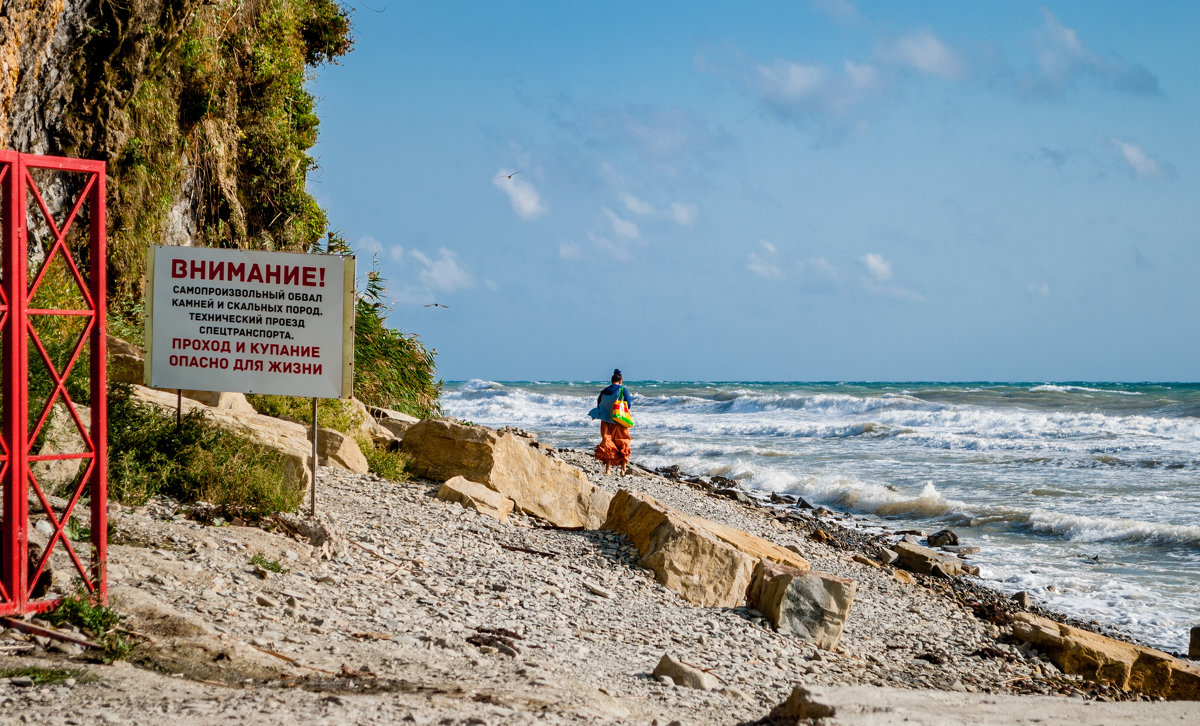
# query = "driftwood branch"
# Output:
<box><xmin>499</xmin><ymin>543</ymin><xmax>559</xmax><ymax>558</ymax></box>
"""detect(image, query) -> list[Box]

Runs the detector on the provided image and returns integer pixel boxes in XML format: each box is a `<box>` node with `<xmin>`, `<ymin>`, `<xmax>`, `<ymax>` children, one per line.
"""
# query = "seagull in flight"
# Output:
<box><xmin>496</xmin><ymin>170</ymin><xmax>523</xmax><ymax>181</ymax></box>
<box><xmin>424</xmin><ymin>303</ymin><xmax>449</xmax><ymax>309</ymax></box>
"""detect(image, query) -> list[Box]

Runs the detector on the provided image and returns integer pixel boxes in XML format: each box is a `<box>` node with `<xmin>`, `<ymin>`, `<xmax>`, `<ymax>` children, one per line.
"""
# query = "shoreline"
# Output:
<box><xmin>3</xmin><ymin>423</ymin><xmax>1197</xmax><ymax>724</ymax></box>
<box><xmin>620</xmin><ymin>450</ymin><xmax>1161</xmax><ymax>655</ymax></box>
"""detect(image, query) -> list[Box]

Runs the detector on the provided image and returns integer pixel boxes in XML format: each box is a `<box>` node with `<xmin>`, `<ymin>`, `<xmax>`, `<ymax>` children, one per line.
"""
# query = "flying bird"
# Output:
<box><xmin>424</xmin><ymin>303</ymin><xmax>449</xmax><ymax>309</ymax></box>
<box><xmin>496</xmin><ymin>170</ymin><xmax>523</xmax><ymax>181</ymax></box>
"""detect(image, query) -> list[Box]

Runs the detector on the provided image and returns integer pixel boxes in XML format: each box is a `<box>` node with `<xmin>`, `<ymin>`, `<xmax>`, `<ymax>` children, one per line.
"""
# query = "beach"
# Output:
<box><xmin>4</xmin><ymin>416</ymin><xmax>1199</xmax><ymax>723</ymax></box>
<box><xmin>445</xmin><ymin>380</ymin><xmax>1200</xmax><ymax>657</ymax></box>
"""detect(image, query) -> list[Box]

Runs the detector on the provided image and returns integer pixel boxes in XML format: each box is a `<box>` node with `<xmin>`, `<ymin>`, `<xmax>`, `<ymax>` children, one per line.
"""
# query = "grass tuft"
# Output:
<box><xmin>43</xmin><ymin>592</ymin><xmax>131</xmax><ymax>663</ymax></box>
<box><xmin>107</xmin><ymin>383</ymin><xmax>304</xmax><ymax>516</ymax></box>
<box><xmin>250</xmin><ymin>552</ymin><xmax>287</xmax><ymax>573</ymax></box>
<box><xmin>0</xmin><ymin>666</ymin><xmax>97</xmax><ymax>686</ymax></box>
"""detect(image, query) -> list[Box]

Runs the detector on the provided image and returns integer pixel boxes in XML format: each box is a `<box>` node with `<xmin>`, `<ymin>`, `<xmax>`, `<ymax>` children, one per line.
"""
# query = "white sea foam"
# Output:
<box><xmin>1024</xmin><ymin>509</ymin><xmax>1200</xmax><ymax>547</ymax></box>
<box><xmin>1030</xmin><ymin>384</ymin><xmax>1143</xmax><ymax>395</ymax></box>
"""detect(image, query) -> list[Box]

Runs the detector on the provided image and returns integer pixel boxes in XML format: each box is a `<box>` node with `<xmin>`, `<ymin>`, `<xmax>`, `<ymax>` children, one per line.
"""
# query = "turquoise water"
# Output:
<box><xmin>444</xmin><ymin>380</ymin><xmax>1200</xmax><ymax>655</ymax></box>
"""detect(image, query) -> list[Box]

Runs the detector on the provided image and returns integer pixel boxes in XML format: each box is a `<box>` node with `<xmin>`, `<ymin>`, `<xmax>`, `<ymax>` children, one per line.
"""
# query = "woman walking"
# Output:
<box><xmin>593</xmin><ymin>369</ymin><xmax>632</xmax><ymax>476</ymax></box>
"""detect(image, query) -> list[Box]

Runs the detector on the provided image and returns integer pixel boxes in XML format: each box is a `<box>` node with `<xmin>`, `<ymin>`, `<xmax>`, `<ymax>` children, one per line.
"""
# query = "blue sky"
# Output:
<box><xmin>309</xmin><ymin>1</ymin><xmax>1199</xmax><ymax>382</ymax></box>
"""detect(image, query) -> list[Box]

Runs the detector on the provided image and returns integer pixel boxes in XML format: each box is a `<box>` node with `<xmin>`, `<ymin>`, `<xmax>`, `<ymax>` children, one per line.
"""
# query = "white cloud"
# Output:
<box><xmin>387</xmin><ymin>245</ymin><xmax>405</xmax><ymax>264</ymax></box>
<box><xmin>559</xmin><ymin>242</ymin><xmax>583</xmax><ymax>260</ymax></box>
<box><xmin>493</xmin><ymin>169</ymin><xmax>547</xmax><ymax>220</ymax></box>
<box><xmin>615</xmin><ymin>193</ymin><xmax>697</xmax><ymax>226</ymax></box>
<box><xmin>747</xmin><ymin>240</ymin><xmax>784</xmax><ymax>279</ymax></box>
<box><xmin>756</xmin><ymin>60</ymin><xmax>828</xmax><ymax>108</ymax></box>
<box><xmin>670</xmin><ymin>202</ymin><xmax>698</xmax><ymax>226</ymax></box>
<box><xmin>619</xmin><ymin>192</ymin><xmax>655</xmax><ymax>216</ymax></box>
<box><xmin>411</xmin><ymin>248</ymin><xmax>472</xmax><ymax>292</ymax></box>
<box><xmin>860</xmin><ymin>252</ymin><xmax>892</xmax><ymax>281</ymax></box>
<box><xmin>1111</xmin><ymin>139</ymin><xmax>1167</xmax><ymax>179</ymax></box>
<box><xmin>1025</xmin><ymin>282</ymin><xmax>1051</xmax><ymax>296</ymax></box>
<box><xmin>602</xmin><ymin>207</ymin><xmax>640</xmax><ymax>239</ymax></box>
<box><xmin>1023</xmin><ymin>10</ymin><xmax>1159</xmax><ymax>96</ymax></box>
<box><xmin>885</xmin><ymin>30</ymin><xmax>965</xmax><ymax>80</ymax></box>
<box><xmin>843</xmin><ymin>60</ymin><xmax>880</xmax><ymax>91</ymax></box>
<box><xmin>751</xmin><ymin>56</ymin><xmax>885</xmax><ymax>122</ymax></box>
<box><xmin>589</xmin><ymin>232</ymin><xmax>632</xmax><ymax>262</ymax></box>
<box><xmin>357</xmin><ymin>235</ymin><xmax>384</xmax><ymax>257</ymax></box>
<box><xmin>812</xmin><ymin>0</ymin><xmax>860</xmax><ymax>22</ymax></box>
<box><xmin>800</xmin><ymin>256</ymin><xmax>840</xmax><ymax>282</ymax></box>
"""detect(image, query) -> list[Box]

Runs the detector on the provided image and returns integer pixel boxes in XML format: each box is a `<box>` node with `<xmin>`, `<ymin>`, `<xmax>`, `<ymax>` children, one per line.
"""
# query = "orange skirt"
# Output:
<box><xmin>594</xmin><ymin>421</ymin><xmax>631</xmax><ymax>466</ymax></box>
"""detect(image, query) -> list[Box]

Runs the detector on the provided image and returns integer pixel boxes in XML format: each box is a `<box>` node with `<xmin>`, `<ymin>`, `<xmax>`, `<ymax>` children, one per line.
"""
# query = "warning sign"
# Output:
<box><xmin>145</xmin><ymin>246</ymin><xmax>355</xmax><ymax>399</ymax></box>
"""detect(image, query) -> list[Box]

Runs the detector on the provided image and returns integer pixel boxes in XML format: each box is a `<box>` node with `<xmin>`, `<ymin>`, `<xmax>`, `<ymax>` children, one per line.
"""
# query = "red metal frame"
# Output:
<box><xmin>0</xmin><ymin>151</ymin><xmax>106</xmax><ymax>615</ymax></box>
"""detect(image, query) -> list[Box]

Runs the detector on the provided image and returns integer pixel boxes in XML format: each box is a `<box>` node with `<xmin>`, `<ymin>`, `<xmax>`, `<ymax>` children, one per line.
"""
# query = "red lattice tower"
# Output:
<box><xmin>1</xmin><ymin>151</ymin><xmax>107</xmax><ymax>615</ymax></box>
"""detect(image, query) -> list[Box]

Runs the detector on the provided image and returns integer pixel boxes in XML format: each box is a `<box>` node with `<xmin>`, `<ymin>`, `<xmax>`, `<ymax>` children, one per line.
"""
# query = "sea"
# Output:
<box><xmin>443</xmin><ymin>380</ymin><xmax>1200</xmax><ymax>656</ymax></box>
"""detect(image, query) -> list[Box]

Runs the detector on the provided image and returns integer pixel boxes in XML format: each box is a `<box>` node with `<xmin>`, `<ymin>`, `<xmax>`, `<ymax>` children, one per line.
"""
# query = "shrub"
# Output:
<box><xmin>43</xmin><ymin>591</ymin><xmax>131</xmax><ymax>663</ymax></box>
<box><xmin>107</xmin><ymin>384</ymin><xmax>303</xmax><ymax>514</ymax></box>
<box><xmin>357</xmin><ymin>435</ymin><xmax>410</xmax><ymax>481</ymax></box>
<box><xmin>245</xmin><ymin>394</ymin><xmax>364</xmax><ymax>433</ymax></box>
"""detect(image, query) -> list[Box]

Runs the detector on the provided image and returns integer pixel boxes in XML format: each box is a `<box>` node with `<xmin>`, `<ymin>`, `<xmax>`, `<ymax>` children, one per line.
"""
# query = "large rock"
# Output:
<box><xmin>107</xmin><ymin>334</ymin><xmax>256</xmax><ymax>414</ymax></box>
<box><xmin>652</xmin><ymin>653</ymin><xmax>719</xmax><ymax>691</ymax></box>
<box><xmin>400</xmin><ymin>419</ymin><xmax>610</xmax><ymax>528</ymax></box>
<box><xmin>179</xmin><ymin>389</ymin><xmax>257</xmax><ymax>414</ymax></box>
<box><xmin>601</xmin><ymin>489</ymin><xmax>809</xmax><ymax>608</ymax></box>
<box><xmin>893</xmin><ymin>541</ymin><xmax>965</xmax><ymax>577</ymax></box>
<box><xmin>436</xmin><ymin>476</ymin><xmax>515</xmax><ymax>522</ymax></box>
<box><xmin>748</xmin><ymin>560</ymin><xmax>855</xmax><ymax>650</ymax></box>
<box><xmin>31</xmin><ymin>401</ymin><xmax>90</xmax><ymax>495</ymax></box>
<box><xmin>368</xmin><ymin>404</ymin><xmax>420</xmax><ymax>439</ymax></box>
<box><xmin>131</xmin><ymin>385</ymin><xmax>371</xmax><ymax>485</ymax></box>
<box><xmin>768</xmin><ymin>684</ymin><xmax>837</xmax><ymax>722</ymax></box>
<box><xmin>107</xmin><ymin>334</ymin><xmax>145</xmax><ymax>384</ymax></box>
<box><xmin>1012</xmin><ymin>613</ymin><xmax>1200</xmax><ymax>700</ymax></box>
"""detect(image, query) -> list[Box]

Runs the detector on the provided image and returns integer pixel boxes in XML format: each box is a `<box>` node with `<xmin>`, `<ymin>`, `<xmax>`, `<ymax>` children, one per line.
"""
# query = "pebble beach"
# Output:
<box><xmin>3</xmin><ymin>433</ymin><xmax>1198</xmax><ymax>724</ymax></box>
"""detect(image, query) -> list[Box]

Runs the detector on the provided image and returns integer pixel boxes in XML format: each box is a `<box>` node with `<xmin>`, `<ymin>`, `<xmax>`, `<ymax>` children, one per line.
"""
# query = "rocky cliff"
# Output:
<box><xmin>0</xmin><ymin>0</ymin><xmax>351</xmax><ymax>299</ymax></box>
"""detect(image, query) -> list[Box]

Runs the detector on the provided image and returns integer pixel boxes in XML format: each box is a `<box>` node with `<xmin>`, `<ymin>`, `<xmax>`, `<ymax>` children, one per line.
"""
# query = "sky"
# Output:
<box><xmin>308</xmin><ymin>1</ymin><xmax>1200</xmax><ymax>382</ymax></box>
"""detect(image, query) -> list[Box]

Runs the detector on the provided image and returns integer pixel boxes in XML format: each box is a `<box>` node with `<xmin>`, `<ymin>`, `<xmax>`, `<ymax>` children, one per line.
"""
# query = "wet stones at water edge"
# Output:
<box><xmin>927</xmin><ymin>529</ymin><xmax>959</xmax><ymax>547</ymax></box>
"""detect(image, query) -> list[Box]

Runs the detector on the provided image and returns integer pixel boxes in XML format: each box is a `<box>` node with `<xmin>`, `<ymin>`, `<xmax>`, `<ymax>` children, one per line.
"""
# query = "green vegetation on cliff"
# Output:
<box><xmin>65</xmin><ymin>0</ymin><xmax>352</xmax><ymax>281</ymax></box>
<box><xmin>56</xmin><ymin>1</ymin><xmax>443</xmax><ymax>415</ymax></box>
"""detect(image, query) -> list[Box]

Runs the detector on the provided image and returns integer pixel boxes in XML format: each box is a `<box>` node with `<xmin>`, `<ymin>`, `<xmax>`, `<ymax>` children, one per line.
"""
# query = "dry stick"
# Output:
<box><xmin>498</xmin><ymin>543</ymin><xmax>559</xmax><ymax>558</ymax></box>
<box><xmin>347</xmin><ymin>538</ymin><xmax>415</xmax><ymax>571</ymax></box>
<box><xmin>248</xmin><ymin>644</ymin><xmax>338</xmax><ymax>676</ymax></box>
<box><xmin>679</xmin><ymin>658</ymin><xmax>731</xmax><ymax>685</ymax></box>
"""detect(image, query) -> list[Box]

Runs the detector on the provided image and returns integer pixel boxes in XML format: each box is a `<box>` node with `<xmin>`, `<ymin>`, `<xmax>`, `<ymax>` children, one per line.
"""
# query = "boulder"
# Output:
<box><xmin>369</xmin><ymin>405</ymin><xmax>420</xmax><ymax>439</ymax></box>
<box><xmin>1012</xmin><ymin>591</ymin><xmax>1035</xmax><ymax>609</ymax></box>
<box><xmin>179</xmin><ymin>390</ymin><xmax>256</xmax><ymax>414</ymax></box>
<box><xmin>928</xmin><ymin>529</ymin><xmax>959</xmax><ymax>547</ymax></box>
<box><xmin>130</xmin><ymin>385</ymin><xmax>371</xmax><ymax>485</ymax></box>
<box><xmin>1011</xmin><ymin>613</ymin><xmax>1200</xmax><ymax>700</ymax></box>
<box><xmin>652</xmin><ymin>654</ymin><xmax>719</xmax><ymax>691</ymax></box>
<box><xmin>893</xmin><ymin>541</ymin><xmax>964</xmax><ymax>577</ymax></box>
<box><xmin>311</xmin><ymin>427</ymin><xmax>370</xmax><ymax>474</ymax></box>
<box><xmin>601</xmin><ymin>489</ymin><xmax>808</xmax><ymax>608</ymax></box>
<box><xmin>107</xmin><ymin>334</ymin><xmax>145</xmax><ymax>384</ymax></box>
<box><xmin>437</xmin><ymin>476</ymin><xmax>515</xmax><ymax>522</ymax></box>
<box><xmin>1191</xmin><ymin>627</ymin><xmax>1200</xmax><ymax>660</ymax></box>
<box><xmin>768</xmin><ymin>684</ymin><xmax>837</xmax><ymax>722</ymax></box>
<box><xmin>400</xmin><ymin>419</ymin><xmax>610</xmax><ymax>528</ymax></box>
<box><xmin>107</xmin><ymin>335</ymin><xmax>255</xmax><ymax>414</ymax></box>
<box><xmin>31</xmin><ymin>401</ymin><xmax>90</xmax><ymax>495</ymax></box>
<box><xmin>747</xmin><ymin>560</ymin><xmax>855</xmax><ymax>650</ymax></box>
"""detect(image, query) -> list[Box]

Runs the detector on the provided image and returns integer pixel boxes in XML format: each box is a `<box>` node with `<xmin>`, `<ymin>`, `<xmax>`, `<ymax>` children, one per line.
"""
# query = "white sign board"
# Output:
<box><xmin>145</xmin><ymin>246</ymin><xmax>355</xmax><ymax>398</ymax></box>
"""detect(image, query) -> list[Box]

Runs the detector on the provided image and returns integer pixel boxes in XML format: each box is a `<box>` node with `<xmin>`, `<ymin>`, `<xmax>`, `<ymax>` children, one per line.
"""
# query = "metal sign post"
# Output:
<box><xmin>310</xmin><ymin>397</ymin><xmax>318</xmax><ymax>516</ymax></box>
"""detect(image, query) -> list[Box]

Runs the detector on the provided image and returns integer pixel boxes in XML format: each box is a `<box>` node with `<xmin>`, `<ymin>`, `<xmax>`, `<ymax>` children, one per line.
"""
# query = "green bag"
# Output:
<box><xmin>611</xmin><ymin>387</ymin><xmax>634</xmax><ymax>428</ymax></box>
